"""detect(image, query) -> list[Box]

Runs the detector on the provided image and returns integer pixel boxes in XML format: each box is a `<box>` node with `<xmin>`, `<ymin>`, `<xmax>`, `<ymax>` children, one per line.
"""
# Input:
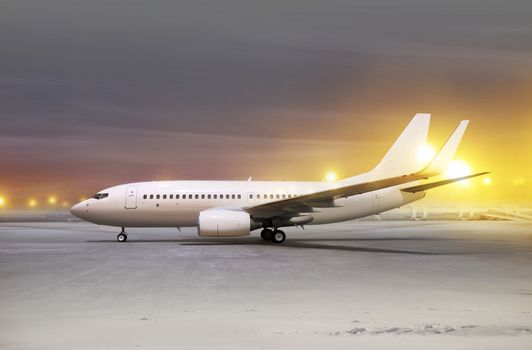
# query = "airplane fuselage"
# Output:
<box><xmin>71</xmin><ymin>180</ymin><xmax>424</xmax><ymax>228</ymax></box>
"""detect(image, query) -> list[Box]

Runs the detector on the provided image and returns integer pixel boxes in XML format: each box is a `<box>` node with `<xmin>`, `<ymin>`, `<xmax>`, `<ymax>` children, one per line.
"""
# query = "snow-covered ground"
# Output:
<box><xmin>1</xmin><ymin>221</ymin><xmax>531</xmax><ymax>349</ymax></box>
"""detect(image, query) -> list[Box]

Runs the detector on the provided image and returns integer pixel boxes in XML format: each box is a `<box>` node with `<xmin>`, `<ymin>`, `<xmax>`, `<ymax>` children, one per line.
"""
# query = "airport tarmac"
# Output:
<box><xmin>1</xmin><ymin>221</ymin><xmax>531</xmax><ymax>349</ymax></box>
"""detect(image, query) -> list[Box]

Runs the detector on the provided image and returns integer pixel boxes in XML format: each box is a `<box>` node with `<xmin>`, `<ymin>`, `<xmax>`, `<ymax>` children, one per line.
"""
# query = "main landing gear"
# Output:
<box><xmin>260</xmin><ymin>228</ymin><xmax>286</xmax><ymax>244</ymax></box>
<box><xmin>260</xmin><ymin>228</ymin><xmax>273</xmax><ymax>240</ymax></box>
<box><xmin>117</xmin><ymin>227</ymin><xmax>128</xmax><ymax>242</ymax></box>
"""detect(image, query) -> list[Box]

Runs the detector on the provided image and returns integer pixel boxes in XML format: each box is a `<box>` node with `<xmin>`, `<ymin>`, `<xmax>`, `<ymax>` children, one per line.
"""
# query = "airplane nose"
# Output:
<box><xmin>70</xmin><ymin>202</ymin><xmax>84</xmax><ymax>218</ymax></box>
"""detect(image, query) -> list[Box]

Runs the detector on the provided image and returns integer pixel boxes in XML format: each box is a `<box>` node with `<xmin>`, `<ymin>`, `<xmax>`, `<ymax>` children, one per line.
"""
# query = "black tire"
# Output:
<box><xmin>271</xmin><ymin>230</ymin><xmax>286</xmax><ymax>244</ymax></box>
<box><xmin>260</xmin><ymin>229</ymin><xmax>273</xmax><ymax>241</ymax></box>
<box><xmin>117</xmin><ymin>233</ymin><xmax>128</xmax><ymax>242</ymax></box>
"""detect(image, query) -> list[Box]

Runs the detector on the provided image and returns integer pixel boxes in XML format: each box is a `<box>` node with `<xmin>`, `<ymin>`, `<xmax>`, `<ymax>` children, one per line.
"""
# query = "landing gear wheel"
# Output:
<box><xmin>117</xmin><ymin>233</ymin><xmax>128</xmax><ymax>242</ymax></box>
<box><xmin>271</xmin><ymin>230</ymin><xmax>286</xmax><ymax>244</ymax></box>
<box><xmin>260</xmin><ymin>229</ymin><xmax>273</xmax><ymax>241</ymax></box>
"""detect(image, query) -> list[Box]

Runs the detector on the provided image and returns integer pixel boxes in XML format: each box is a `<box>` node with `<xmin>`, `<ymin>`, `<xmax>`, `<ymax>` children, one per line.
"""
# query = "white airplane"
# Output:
<box><xmin>70</xmin><ymin>113</ymin><xmax>487</xmax><ymax>243</ymax></box>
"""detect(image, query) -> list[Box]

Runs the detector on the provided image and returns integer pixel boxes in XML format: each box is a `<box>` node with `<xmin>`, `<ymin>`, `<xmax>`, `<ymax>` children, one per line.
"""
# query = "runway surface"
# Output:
<box><xmin>1</xmin><ymin>221</ymin><xmax>531</xmax><ymax>349</ymax></box>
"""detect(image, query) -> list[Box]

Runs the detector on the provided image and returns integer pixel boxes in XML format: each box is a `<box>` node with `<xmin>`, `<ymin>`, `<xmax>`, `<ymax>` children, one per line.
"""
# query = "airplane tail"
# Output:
<box><xmin>371</xmin><ymin>113</ymin><xmax>431</xmax><ymax>178</ymax></box>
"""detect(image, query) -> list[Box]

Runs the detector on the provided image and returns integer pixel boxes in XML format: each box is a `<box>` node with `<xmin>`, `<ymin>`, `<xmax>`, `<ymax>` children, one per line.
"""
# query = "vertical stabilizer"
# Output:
<box><xmin>371</xmin><ymin>113</ymin><xmax>431</xmax><ymax>178</ymax></box>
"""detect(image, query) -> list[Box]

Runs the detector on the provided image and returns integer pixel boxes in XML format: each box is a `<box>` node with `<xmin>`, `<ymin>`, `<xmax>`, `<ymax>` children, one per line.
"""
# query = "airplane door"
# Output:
<box><xmin>125</xmin><ymin>185</ymin><xmax>138</xmax><ymax>209</ymax></box>
<box><xmin>372</xmin><ymin>191</ymin><xmax>380</xmax><ymax>208</ymax></box>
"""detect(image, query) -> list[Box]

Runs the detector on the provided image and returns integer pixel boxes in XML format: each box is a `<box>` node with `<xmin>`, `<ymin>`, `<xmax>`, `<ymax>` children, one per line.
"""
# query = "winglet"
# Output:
<box><xmin>421</xmin><ymin>120</ymin><xmax>469</xmax><ymax>177</ymax></box>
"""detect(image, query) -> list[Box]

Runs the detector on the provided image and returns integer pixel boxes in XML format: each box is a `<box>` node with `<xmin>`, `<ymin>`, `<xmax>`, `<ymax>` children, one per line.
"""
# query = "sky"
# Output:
<box><xmin>1</xmin><ymin>0</ymin><xmax>531</xmax><ymax>208</ymax></box>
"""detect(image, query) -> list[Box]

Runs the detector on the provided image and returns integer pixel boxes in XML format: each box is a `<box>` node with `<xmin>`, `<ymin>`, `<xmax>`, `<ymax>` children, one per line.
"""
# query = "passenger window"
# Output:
<box><xmin>176</xmin><ymin>194</ymin><xmax>180</xmax><ymax>199</ymax></box>
<box><xmin>189</xmin><ymin>194</ymin><xmax>192</xmax><ymax>199</ymax></box>
<box><xmin>200</xmin><ymin>194</ymin><xmax>204</xmax><ymax>199</ymax></box>
<box><xmin>238</xmin><ymin>194</ymin><xmax>241</xmax><ymax>199</ymax></box>
<box><xmin>208</xmin><ymin>194</ymin><xmax>211</xmax><ymax>199</ymax></box>
<box><xmin>257</xmin><ymin>194</ymin><xmax>261</xmax><ymax>199</ymax></box>
<box><xmin>226</xmin><ymin>194</ymin><xmax>229</xmax><ymax>199</ymax></box>
<box><xmin>195</xmin><ymin>194</ymin><xmax>199</xmax><ymax>199</ymax></box>
<box><xmin>150</xmin><ymin>195</ymin><xmax>154</xmax><ymax>199</ymax></box>
<box><xmin>170</xmin><ymin>194</ymin><xmax>173</xmax><ymax>199</ymax></box>
<box><xmin>249</xmin><ymin>194</ymin><xmax>253</xmax><ymax>199</ymax></box>
<box><xmin>214</xmin><ymin>194</ymin><xmax>217</xmax><ymax>199</ymax></box>
<box><xmin>143</xmin><ymin>195</ymin><xmax>147</xmax><ymax>199</ymax></box>
<box><xmin>156</xmin><ymin>195</ymin><xmax>160</xmax><ymax>199</ymax></box>
<box><xmin>276</xmin><ymin>194</ymin><xmax>280</xmax><ymax>199</ymax></box>
<box><xmin>163</xmin><ymin>195</ymin><xmax>167</xmax><ymax>199</ymax></box>
<box><xmin>270</xmin><ymin>194</ymin><xmax>274</xmax><ymax>199</ymax></box>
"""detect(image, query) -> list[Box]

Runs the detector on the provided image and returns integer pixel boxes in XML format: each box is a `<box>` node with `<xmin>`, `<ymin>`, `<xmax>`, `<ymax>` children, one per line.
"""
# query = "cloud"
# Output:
<box><xmin>1</xmin><ymin>0</ymin><xmax>531</xmax><ymax>204</ymax></box>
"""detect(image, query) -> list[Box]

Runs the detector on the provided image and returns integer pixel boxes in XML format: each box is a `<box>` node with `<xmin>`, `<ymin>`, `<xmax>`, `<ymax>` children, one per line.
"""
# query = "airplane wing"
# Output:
<box><xmin>245</xmin><ymin>172</ymin><xmax>429</xmax><ymax>218</ymax></box>
<box><xmin>245</xmin><ymin>119</ymin><xmax>487</xmax><ymax>220</ymax></box>
<box><xmin>400</xmin><ymin>172</ymin><xmax>489</xmax><ymax>193</ymax></box>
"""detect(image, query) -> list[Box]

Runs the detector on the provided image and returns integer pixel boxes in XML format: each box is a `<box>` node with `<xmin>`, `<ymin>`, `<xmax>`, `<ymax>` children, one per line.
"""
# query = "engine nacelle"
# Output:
<box><xmin>198</xmin><ymin>209</ymin><xmax>251</xmax><ymax>237</ymax></box>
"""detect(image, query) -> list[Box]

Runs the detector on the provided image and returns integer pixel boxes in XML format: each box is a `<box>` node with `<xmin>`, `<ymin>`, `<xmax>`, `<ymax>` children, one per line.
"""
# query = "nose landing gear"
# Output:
<box><xmin>117</xmin><ymin>227</ymin><xmax>128</xmax><ymax>242</ymax></box>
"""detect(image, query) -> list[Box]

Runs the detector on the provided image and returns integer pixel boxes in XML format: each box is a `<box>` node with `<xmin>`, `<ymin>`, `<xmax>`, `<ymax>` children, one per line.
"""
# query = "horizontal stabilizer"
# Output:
<box><xmin>422</xmin><ymin>120</ymin><xmax>469</xmax><ymax>176</ymax></box>
<box><xmin>400</xmin><ymin>172</ymin><xmax>489</xmax><ymax>193</ymax></box>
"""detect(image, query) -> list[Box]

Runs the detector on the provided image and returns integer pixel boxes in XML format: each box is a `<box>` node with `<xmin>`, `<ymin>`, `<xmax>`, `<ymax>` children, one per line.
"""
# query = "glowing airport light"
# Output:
<box><xmin>445</xmin><ymin>160</ymin><xmax>472</xmax><ymax>187</ymax></box>
<box><xmin>0</xmin><ymin>196</ymin><xmax>6</xmax><ymax>207</ymax></box>
<box><xmin>483</xmin><ymin>177</ymin><xmax>492</xmax><ymax>185</ymax></box>
<box><xmin>417</xmin><ymin>144</ymin><xmax>436</xmax><ymax>166</ymax></box>
<box><xmin>445</xmin><ymin>160</ymin><xmax>471</xmax><ymax>178</ymax></box>
<box><xmin>28</xmin><ymin>199</ymin><xmax>37</xmax><ymax>208</ymax></box>
<box><xmin>48</xmin><ymin>196</ymin><xmax>57</xmax><ymax>205</ymax></box>
<box><xmin>325</xmin><ymin>171</ymin><xmax>337</xmax><ymax>182</ymax></box>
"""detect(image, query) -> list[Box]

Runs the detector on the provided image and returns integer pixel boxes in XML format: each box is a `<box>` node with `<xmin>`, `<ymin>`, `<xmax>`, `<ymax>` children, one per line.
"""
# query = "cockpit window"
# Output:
<box><xmin>91</xmin><ymin>193</ymin><xmax>109</xmax><ymax>200</ymax></box>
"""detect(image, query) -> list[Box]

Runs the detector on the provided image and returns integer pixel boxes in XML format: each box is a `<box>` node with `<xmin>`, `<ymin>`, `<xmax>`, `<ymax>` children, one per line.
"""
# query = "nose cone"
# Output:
<box><xmin>70</xmin><ymin>202</ymin><xmax>84</xmax><ymax>219</ymax></box>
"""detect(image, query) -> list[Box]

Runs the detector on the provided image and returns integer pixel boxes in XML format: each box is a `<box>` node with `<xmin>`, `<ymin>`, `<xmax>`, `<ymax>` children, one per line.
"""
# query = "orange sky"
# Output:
<box><xmin>1</xmin><ymin>105</ymin><xmax>530</xmax><ymax>209</ymax></box>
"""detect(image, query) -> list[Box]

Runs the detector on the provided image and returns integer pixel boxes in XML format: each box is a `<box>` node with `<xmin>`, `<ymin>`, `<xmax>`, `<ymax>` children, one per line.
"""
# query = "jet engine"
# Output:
<box><xmin>198</xmin><ymin>209</ymin><xmax>252</xmax><ymax>237</ymax></box>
